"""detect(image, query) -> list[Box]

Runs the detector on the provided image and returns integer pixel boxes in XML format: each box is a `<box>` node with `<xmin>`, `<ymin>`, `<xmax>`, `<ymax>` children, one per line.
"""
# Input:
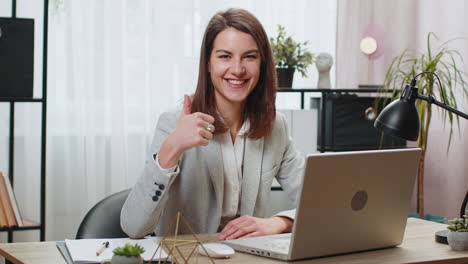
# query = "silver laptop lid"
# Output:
<box><xmin>290</xmin><ymin>148</ymin><xmax>421</xmax><ymax>260</ymax></box>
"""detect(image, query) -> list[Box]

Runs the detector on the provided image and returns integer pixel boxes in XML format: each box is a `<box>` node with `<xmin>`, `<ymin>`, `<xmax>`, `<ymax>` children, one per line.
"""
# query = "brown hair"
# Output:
<box><xmin>191</xmin><ymin>8</ymin><xmax>277</xmax><ymax>139</ymax></box>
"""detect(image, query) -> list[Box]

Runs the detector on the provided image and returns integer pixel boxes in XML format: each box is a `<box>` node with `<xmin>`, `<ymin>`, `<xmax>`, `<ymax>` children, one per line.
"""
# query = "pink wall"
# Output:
<box><xmin>336</xmin><ymin>0</ymin><xmax>468</xmax><ymax>220</ymax></box>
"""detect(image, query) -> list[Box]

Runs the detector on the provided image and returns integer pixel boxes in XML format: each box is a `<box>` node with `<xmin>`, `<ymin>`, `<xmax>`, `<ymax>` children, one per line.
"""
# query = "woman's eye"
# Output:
<box><xmin>245</xmin><ymin>54</ymin><xmax>258</xmax><ymax>59</ymax></box>
<box><xmin>218</xmin><ymin>55</ymin><xmax>230</xmax><ymax>59</ymax></box>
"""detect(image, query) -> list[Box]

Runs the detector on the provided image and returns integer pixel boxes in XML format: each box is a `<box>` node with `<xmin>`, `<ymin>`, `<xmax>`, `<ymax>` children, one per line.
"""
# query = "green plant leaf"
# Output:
<box><xmin>377</xmin><ymin>32</ymin><xmax>468</xmax><ymax>151</ymax></box>
<box><xmin>113</xmin><ymin>243</ymin><xmax>145</xmax><ymax>257</ymax></box>
<box><xmin>270</xmin><ymin>25</ymin><xmax>315</xmax><ymax>78</ymax></box>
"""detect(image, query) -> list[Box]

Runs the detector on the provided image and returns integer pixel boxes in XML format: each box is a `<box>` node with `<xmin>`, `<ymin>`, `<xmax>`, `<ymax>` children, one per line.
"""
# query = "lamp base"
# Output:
<box><xmin>435</xmin><ymin>230</ymin><xmax>448</xmax><ymax>244</ymax></box>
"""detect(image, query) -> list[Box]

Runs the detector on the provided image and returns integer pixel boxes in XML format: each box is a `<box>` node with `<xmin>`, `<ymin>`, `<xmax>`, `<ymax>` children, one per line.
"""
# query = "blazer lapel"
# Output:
<box><xmin>201</xmin><ymin>135</ymin><xmax>224</xmax><ymax>210</ymax></box>
<box><xmin>240</xmin><ymin>137</ymin><xmax>264</xmax><ymax>216</ymax></box>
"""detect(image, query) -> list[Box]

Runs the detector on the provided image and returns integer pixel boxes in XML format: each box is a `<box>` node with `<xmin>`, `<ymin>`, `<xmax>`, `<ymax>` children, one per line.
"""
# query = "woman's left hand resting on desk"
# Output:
<box><xmin>218</xmin><ymin>216</ymin><xmax>293</xmax><ymax>240</ymax></box>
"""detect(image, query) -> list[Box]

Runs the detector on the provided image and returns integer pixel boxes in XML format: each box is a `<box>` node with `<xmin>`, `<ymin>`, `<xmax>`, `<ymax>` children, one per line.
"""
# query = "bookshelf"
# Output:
<box><xmin>0</xmin><ymin>98</ymin><xmax>46</xmax><ymax>242</ymax></box>
<box><xmin>0</xmin><ymin>0</ymin><xmax>48</xmax><ymax>242</ymax></box>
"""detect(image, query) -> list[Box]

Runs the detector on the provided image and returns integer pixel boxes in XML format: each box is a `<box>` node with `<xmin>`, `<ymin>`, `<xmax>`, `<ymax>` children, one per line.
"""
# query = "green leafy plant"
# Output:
<box><xmin>270</xmin><ymin>25</ymin><xmax>314</xmax><ymax>77</ymax></box>
<box><xmin>113</xmin><ymin>243</ymin><xmax>145</xmax><ymax>257</ymax></box>
<box><xmin>378</xmin><ymin>32</ymin><xmax>468</xmax><ymax>219</ymax></box>
<box><xmin>448</xmin><ymin>215</ymin><xmax>468</xmax><ymax>232</ymax></box>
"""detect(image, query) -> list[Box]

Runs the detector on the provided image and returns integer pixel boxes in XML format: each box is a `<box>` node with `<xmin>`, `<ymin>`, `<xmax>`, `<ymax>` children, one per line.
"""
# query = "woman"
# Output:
<box><xmin>121</xmin><ymin>8</ymin><xmax>304</xmax><ymax>240</ymax></box>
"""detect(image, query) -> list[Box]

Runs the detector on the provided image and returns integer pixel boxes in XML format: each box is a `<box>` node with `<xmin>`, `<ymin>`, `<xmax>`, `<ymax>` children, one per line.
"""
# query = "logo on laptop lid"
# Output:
<box><xmin>351</xmin><ymin>190</ymin><xmax>368</xmax><ymax>211</ymax></box>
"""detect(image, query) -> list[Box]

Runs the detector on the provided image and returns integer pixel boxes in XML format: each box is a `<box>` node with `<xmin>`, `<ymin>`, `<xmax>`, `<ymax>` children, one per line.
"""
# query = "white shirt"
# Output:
<box><xmin>219</xmin><ymin>120</ymin><xmax>249</xmax><ymax>221</ymax></box>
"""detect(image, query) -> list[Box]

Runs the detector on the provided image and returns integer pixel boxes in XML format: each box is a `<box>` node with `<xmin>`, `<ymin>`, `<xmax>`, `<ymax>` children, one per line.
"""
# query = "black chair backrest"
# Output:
<box><xmin>76</xmin><ymin>189</ymin><xmax>131</xmax><ymax>239</ymax></box>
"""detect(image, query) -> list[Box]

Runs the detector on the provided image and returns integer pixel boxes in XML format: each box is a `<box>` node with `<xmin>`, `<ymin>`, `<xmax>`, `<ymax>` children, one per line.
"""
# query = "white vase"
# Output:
<box><xmin>111</xmin><ymin>255</ymin><xmax>143</xmax><ymax>264</ymax></box>
<box><xmin>447</xmin><ymin>231</ymin><xmax>468</xmax><ymax>251</ymax></box>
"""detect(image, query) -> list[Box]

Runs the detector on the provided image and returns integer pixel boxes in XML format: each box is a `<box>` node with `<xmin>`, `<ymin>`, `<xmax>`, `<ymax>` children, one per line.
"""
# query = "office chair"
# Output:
<box><xmin>76</xmin><ymin>189</ymin><xmax>131</xmax><ymax>239</ymax></box>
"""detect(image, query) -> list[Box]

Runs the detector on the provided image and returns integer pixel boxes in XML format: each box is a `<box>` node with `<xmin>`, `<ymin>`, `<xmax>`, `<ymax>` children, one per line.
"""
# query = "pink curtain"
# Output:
<box><xmin>336</xmin><ymin>0</ymin><xmax>468</xmax><ymax>219</ymax></box>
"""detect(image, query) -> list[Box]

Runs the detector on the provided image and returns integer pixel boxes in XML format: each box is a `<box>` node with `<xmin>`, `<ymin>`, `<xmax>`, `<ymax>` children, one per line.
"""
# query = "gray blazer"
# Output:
<box><xmin>121</xmin><ymin>109</ymin><xmax>304</xmax><ymax>238</ymax></box>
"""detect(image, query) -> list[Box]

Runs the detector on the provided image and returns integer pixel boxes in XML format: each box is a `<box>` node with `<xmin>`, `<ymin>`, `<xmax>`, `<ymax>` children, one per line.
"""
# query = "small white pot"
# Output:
<box><xmin>447</xmin><ymin>231</ymin><xmax>468</xmax><ymax>251</ymax></box>
<box><xmin>111</xmin><ymin>255</ymin><xmax>143</xmax><ymax>264</ymax></box>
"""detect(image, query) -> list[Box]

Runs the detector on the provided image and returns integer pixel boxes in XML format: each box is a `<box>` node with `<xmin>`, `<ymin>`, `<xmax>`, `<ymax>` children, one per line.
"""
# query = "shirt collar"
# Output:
<box><xmin>237</xmin><ymin>119</ymin><xmax>250</xmax><ymax>136</ymax></box>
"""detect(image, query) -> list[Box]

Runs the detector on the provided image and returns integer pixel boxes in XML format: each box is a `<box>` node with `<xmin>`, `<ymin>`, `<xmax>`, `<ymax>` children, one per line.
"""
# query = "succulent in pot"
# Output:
<box><xmin>111</xmin><ymin>243</ymin><xmax>145</xmax><ymax>264</ymax></box>
<box><xmin>447</xmin><ymin>215</ymin><xmax>468</xmax><ymax>251</ymax></box>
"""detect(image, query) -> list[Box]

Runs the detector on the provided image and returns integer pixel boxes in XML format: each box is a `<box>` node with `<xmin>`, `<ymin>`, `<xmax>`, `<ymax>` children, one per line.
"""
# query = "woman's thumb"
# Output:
<box><xmin>182</xmin><ymin>94</ymin><xmax>192</xmax><ymax>116</ymax></box>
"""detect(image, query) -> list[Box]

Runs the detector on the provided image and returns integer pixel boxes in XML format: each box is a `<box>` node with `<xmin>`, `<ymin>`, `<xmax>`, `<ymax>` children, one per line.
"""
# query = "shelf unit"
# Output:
<box><xmin>0</xmin><ymin>98</ymin><xmax>46</xmax><ymax>242</ymax></box>
<box><xmin>0</xmin><ymin>0</ymin><xmax>48</xmax><ymax>242</ymax></box>
<box><xmin>277</xmin><ymin>88</ymin><xmax>383</xmax><ymax>108</ymax></box>
<box><xmin>277</xmin><ymin>88</ymin><xmax>384</xmax><ymax>151</ymax></box>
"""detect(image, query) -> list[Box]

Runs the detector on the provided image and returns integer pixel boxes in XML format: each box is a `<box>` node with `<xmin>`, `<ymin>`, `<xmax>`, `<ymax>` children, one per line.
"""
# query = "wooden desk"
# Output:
<box><xmin>1</xmin><ymin>218</ymin><xmax>468</xmax><ymax>264</ymax></box>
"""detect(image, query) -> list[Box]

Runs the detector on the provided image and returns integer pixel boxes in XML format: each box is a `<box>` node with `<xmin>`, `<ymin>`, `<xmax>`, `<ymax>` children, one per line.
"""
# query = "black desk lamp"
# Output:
<box><xmin>374</xmin><ymin>71</ymin><xmax>468</xmax><ymax>139</ymax></box>
<box><xmin>374</xmin><ymin>71</ymin><xmax>468</xmax><ymax>244</ymax></box>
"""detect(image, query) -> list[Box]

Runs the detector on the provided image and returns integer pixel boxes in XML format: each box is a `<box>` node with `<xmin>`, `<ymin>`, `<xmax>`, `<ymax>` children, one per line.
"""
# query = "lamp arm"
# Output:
<box><xmin>416</xmin><ymin>94</ymin><xmax>468</xmax><ymax>119</ymax></box>
<box><xmin>461</xmin><ymin>190</ymin><xmax>468</xmax><ymax>218</ymax></box>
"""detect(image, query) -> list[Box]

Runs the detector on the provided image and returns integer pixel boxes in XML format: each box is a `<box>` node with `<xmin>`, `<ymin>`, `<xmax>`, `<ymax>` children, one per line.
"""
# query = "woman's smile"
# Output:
<box><xmin>225</xmin><ymin>78</ymin><xmax>250</xmax><ymax>89</ymax></box>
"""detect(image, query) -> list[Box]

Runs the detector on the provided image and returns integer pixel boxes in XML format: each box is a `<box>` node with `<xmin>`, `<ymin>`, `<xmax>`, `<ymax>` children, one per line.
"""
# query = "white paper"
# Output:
<box><xmin>65</xmin><ymin>237</ymin><xmax>169</xmax><ymax>263</ymax></box>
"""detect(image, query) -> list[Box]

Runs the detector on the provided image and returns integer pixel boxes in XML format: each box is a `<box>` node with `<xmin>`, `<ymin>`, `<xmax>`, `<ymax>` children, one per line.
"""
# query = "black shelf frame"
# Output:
<box><xmin>277</xmin><ymin>88</ymin><xmax>381</xmax><ymax>109</ymax></box>
<box><xmin>0</xmin><ymin>98</ymin><xmax>44</xmax><ymax>102</ymax></box>
<box><xmin>0</xmin><ymin>0</ymin><xmax>48</xmax><ymax>242</ymax></box>
<box><xmin>0</xmin><ymin>223</ymin><xmax>42</xmax><ymax>232</ymax></box>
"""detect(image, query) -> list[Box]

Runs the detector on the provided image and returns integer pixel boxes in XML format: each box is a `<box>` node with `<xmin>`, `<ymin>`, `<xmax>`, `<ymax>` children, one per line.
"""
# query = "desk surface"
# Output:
<box><xmin>1</xmin><ymin>218</ymin><xmax>468</xmax><ymax>264</ymax></box>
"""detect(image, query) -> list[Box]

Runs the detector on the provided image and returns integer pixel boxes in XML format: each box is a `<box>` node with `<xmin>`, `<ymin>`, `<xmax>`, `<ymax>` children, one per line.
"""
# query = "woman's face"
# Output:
<box><xmin>209</xmin><ymin>27</ymin><xmax>261</xmax><ymax>107</ymax></box>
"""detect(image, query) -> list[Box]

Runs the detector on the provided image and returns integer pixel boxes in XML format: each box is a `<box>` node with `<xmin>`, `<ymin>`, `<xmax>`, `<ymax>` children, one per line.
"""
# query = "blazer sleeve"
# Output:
<box><xmin>121</xmin><ymin>110</ymin><xmax>181</xmax><ymax>238</ymax></box>
<box><xmin>274</xmin><ymin>113</ymin><xmax>305</xmax><ymax>219</ymax></box>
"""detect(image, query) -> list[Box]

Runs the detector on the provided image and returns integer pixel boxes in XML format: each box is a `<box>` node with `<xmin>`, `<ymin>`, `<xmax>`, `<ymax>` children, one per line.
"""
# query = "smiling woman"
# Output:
<box><xmin>28</xmin><ymin>0</ymin><xmax>337</xmax><ymax>242</ymax></box>
<box><xmin>120</xmin><ymin>8</ymin><xmax>305</xmax><ymax>241</ymax></box>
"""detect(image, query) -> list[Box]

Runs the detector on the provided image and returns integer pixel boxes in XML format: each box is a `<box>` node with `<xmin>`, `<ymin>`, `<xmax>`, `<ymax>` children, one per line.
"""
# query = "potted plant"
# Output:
<box><xmin>379</xmin><ymin>32</ymin><xmax>468</xmax><ymax>219</ymax></box>
<box><xmin>270</xmin><ymin>25</ymin><xmax>314</xmax><ymax>88</ymax></box>
<box><xmin>111</xmin><ymin>243</ymin><xmax>145</xmax><ymax>264</ymax></box>
<box><xmin>447</xmin><ymin>215</ymin><xmax>468</xmax><ymax>250</ymax></box>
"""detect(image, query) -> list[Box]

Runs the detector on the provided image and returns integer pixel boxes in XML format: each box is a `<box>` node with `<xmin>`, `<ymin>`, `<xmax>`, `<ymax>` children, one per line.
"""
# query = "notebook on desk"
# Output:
<box><xmin>62</xmin><ymin>237</ymin><xmax>169</xmax><ymax>263</ymax></box>
<box><xmin>224</xmin><ymin>148</ymin><xmax>421</xmax><ymax>261</ymax></box>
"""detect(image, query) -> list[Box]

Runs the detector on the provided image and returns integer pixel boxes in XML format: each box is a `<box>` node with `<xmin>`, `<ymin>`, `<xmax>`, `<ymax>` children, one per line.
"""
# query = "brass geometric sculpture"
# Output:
<box><xmin>150</xmin><ymin>212</ymin><xmax>216</xmax><ymax>264</ymax></box>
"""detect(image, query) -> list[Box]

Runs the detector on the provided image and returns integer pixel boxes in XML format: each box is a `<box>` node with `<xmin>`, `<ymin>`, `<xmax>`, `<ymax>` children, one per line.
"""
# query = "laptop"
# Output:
<box><xmin>224</xmin><ymin>148</ymin><xmax>421</xmax><ymax>261</ymax></box>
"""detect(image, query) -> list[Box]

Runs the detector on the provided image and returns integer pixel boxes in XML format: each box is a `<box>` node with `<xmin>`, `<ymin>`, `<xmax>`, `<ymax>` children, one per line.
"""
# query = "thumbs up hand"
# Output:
<box><xmin>177</xmin><ymin>94</ymin><xmax>216</xmax><ymax>149</ymax></box>
<box><xmin>158</xmin><ymin>95</ymin><xmax>216</xmax><ymax>169</ymax></box>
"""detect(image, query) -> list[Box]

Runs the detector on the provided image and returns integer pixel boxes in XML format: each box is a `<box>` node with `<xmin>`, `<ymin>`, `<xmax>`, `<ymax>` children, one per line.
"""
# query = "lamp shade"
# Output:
<box><xmin>374</xmin><ymin>99</ymin><xmax>420</xmax><ymax>141</ymax></box>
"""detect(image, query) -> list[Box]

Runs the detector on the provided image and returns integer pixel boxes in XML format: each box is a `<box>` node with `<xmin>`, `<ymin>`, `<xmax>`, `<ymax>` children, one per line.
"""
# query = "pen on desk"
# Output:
<box><xmin>96</xmin><ymin>241</ymin><xmax>109</xmax><ymax>256</ymax></box>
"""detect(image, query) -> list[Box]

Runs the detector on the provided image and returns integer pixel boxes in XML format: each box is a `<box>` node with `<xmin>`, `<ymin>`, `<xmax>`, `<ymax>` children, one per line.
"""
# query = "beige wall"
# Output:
<box><xmin>336</xmin><ymin>0</ymin><xmax>468</xmax><ymax>220</ymax></box>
